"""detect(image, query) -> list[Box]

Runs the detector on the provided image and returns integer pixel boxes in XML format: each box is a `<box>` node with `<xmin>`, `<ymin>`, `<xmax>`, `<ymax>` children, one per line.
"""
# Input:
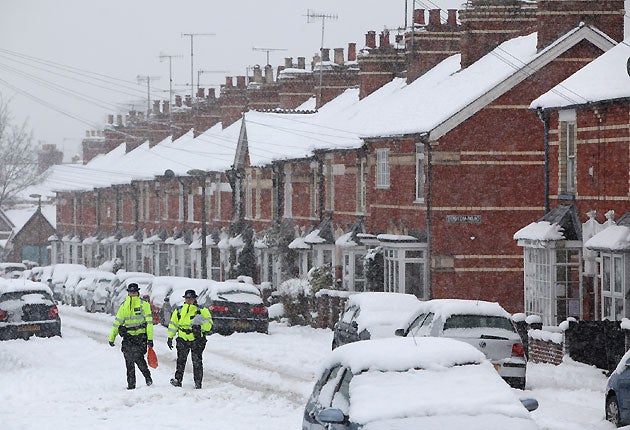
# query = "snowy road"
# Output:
<box><xmin>0</xmin><ymin>305</ymin><xmax>623</xmax><ymax>429</ymax></box>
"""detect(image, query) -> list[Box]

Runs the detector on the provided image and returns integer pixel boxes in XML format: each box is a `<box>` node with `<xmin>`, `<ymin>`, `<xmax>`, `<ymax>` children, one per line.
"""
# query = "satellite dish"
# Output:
<box><xmin>164</xmin><ymin>169</ymin><xmax>175</xmax><ymax>178</ymax></box>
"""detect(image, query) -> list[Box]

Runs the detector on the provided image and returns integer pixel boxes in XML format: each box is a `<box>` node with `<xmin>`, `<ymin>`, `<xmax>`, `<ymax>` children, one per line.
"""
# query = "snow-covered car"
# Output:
<box><xmin>45</xmin><ymin>264</ymin><xmax>88</xmax><ymax>301</ymax></box>
<box><xmin>160</xmin><ymin>278</ymin><xmax>212</xmax><ymax>326</ymax></box>
<box><xmin>197</xmin><ymin>279</ymin><xmax>268</xmax><ymax>334</ymax></box>
<box><xmin>606</xmin><ymin>348</ymin><xmax>630</xmax><ymax>426</ymax></box>
<box><xmin>0</xmin><ymin>279</ymin><xmax>61</xmax><ymax>340</ymax></box>
<box><xmin>61</xmin><ymin>270</ymin><xmax>91</xmax><ymax>305</ymax></box>
<box><xmin>143</xmin><ymin>276</ymin><xmax>179</xmax><ymax>325</ymax></box>
<box><xmin>331</xmin><ymin>292</ymin><xmax>420</xmax><ymax>349</ymax></box>
<box><xmin>83</xmin><ymin>272</ymin><xmax>117</xmax><ymax>313</ymax></box>
<box><xmin>105</xmin><ymin>271</ymin><xmax>153</xmax><ymax>314</ymax></box>
<box><xmin>0</xmin><ymin>262</ymin><xmax>27</xmax><ymax>279</ymax></box>
<box><xmin>395</xmin><ymin>299</ymin><xmax>527</xmax><ymax>389</ymax></box>
<box><xmin>303</xmin><ymin>336</ymin><xmax>539</xmax><ymax>430</ymax></box>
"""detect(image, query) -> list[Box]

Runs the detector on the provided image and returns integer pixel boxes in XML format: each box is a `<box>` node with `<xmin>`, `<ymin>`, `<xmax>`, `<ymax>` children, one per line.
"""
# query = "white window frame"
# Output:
<box><xmin>523</xmin><ymin>244</ymin><xmax>582</xmax><ymax>325</ymax></box>
<box><xmin>382</xmin><ymin>244</ymin><xmax>427</xmax><ymax>298</ymax></box>
<box><xmin>283</xmin><ymin>165</ymin><xmax>292</xmax><ymax>218</ymax></box>
<box><xmin>566</xmin><ymin>122</ymin><xmax>576</xmax><ymax>194</ymax></box>
<box><xmin>357</xmin><ymin>158</ymin><xmax>366</xmax><ymax>213</ymax></box>
<box><xmin>246</xmin><ymin>173</ymin><xmax>253</xmax><ymax>219</ymax></box>
<box><xmin>177</xmin><ymin>183</ymin><xmax>184</xmax><ymax>221</ymax></box>
<box><xmin>187</xmin><ymin>193</ymin><xmax>194</xmax><ymax>222</ymax></box>
<box><xmin>376</xmin><ymin>148</ymin><xmax>390</xmax><ymax>189</ymax></box>
<box><xmin>601</xmin><ymin>253</ymin><xmax>626</xmax><ymax>321</ymax></box>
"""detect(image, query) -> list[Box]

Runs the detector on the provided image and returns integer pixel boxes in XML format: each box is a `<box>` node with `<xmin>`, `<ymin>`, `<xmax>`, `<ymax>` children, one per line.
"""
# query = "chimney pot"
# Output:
<box><xmin>428</xmin><ymin>9</ymin><xmax>441</xmax><ymax>28</ymax></box>
<box><xmin>347</xmin><ymin>43</ymin><xmax>356</xmax><ymax>61</ymax></box>
<box><xmin>379</xmin><ymin>31</ymin><xmax>390</xmax><ymax>48</ymax></box>
<box><xmin>414</xmin><ymin>9</ymin><xmax>425</xmax><ymax>25</ymax></box>
<box><xmin>264</xmin><ymin>65</ymin><xmax>273</xmax><ymax>83</ymax></box>
<box><xmin>334</xmin><ymin>48</ymin><xmax>344</xmax><ymax>65</ymax></box>
<box><xmin>297</xmin><ymin>56</ymin><xmax>306</xmax><ymax>69</ymax></box>
<box><xmin>366</xmin><ymin>31</ymin><xmax>376</xmax><ymax>49</ymax></box>
<box><xmin>253</xmin><ymin>65</ymin><xmax>263</xmax><ymax>83</ymax></box>
<box><xmin>285</xmin><ymin>57</ymin><xmax>293</xmax><ymax>68</ymax></box>
<box><xmin>447</xmin><ymin>9</ymin><xmax>457</xmax><ymax>26</ymax></box>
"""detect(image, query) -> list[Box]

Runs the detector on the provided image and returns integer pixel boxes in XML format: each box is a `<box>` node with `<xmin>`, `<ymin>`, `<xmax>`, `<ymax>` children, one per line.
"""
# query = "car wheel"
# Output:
<box><xmin>606</xmin><ymin>394</ymin><xmax>622</xmax><ymax>427</ymax></box>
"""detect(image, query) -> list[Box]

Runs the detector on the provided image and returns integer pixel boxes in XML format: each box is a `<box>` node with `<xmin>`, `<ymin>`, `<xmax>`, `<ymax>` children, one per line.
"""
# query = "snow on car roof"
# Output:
<box><xmin>351</xmin><ymin>361</ymin><xmax>534</xmax><ymax>427</ymax></box>
<box><xmin>346</xmin><ymin>292</ymin><xmax>420</xmax><ymax>335</ymax></box>
<box><xmin>406</xmin><ymin>299</ymin><xmax>511</xmax><ymax>324</ymax></box>
<box><xmin>325</xmin><ymin>337</ymin><xmax>485</xmax><ymax>375</ymax></box>
<box><xmin>114</xmin><ymin>271</ymin><xmax>154</xmax><ymax>280</ymax></box>
<box><xmin>0</xmin><ymin>279</ymin><xmax>53</xmax><ymax>295</ymax></box>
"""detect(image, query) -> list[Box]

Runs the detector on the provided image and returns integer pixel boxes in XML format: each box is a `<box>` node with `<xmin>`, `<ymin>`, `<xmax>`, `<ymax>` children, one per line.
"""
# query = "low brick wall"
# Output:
<box><xmin>528</xmin><ymin>336</ymin><xmax>564</xmax><ymax>365</ymax></box>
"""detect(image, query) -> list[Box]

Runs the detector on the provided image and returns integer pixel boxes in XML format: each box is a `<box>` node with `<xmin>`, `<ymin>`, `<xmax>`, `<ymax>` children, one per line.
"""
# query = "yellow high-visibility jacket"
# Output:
<box><xmin>168</xmin><ymin>303</ymin><xmax>213</xmax><ymax>341</ymax></box>
<box><xmin>109</xmin><ymin>296</ymin><xmax>153</xmax><ymax>342</ymax></box>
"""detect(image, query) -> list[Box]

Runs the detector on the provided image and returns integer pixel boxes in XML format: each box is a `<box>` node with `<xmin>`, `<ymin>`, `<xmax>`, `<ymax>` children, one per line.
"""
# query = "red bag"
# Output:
<box><xmin>147</xmin><ymin>346</ymin><xmax>158</xmax><ymax>369</ymax></box>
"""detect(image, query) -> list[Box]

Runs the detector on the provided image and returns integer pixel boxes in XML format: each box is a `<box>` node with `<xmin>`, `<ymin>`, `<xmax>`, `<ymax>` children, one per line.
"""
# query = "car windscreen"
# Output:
<box><xmin>443</xmin><ymin>315</ymin><xmax>516</xmax><ymax>332</ymax></box>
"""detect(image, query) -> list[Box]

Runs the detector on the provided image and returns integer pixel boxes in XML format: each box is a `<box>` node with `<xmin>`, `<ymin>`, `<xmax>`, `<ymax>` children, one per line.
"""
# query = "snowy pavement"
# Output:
<box><xmin>0</xmin><ymin>305</ymin><xmax>623</xmax><ymax>429</ymax></box>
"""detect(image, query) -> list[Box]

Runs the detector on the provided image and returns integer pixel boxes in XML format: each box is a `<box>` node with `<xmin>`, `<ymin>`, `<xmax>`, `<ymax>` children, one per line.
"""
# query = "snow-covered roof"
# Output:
<box><xmin>531</xmin><ymin>40</ymin><xmax>630</xmax><ymax>110</ymax></box>
<box><xmin>513</xmin><ymin>221</ymin><xmax>565</xmax><ymax>241</ymax></box>
<box><xmin>3</xmin><ymin>204</ymin><xmax>56</xmax><ymax>234</ymax></box>
<box><xmin>584</xmin><ymin>225</ymin><xmax>630</xmax><ymax>251</ymax></box>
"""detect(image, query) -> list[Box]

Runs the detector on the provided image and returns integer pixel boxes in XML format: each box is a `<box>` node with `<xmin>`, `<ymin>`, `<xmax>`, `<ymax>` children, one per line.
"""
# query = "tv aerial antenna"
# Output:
<box><xmin>305</xmin><ymin>10</ymin><xmax>338</xmax><ymax>107</ymax></box>
<box><xmin>252</xmin><ymin>47</ymin><xmax>288</xmax><ymax>66</ymax></box>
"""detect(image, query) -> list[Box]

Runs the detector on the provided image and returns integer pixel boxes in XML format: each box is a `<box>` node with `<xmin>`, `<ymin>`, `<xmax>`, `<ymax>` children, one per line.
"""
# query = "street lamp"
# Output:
<box><xmin>187</xmin><ymin>169</ymin><xmax>209</xmax><ymax>279</ymax></box>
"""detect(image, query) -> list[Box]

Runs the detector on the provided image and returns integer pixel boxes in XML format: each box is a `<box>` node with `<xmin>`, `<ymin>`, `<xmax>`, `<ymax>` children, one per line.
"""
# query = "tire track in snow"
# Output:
<box><xmin>60</xmin><ymin>306</ymin><xmax>312</xmax><ymax>405</ymax></box>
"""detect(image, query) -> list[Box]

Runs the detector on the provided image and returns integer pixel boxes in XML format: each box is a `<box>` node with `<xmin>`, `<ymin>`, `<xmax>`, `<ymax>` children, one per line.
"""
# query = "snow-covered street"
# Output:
<box><xmin>0</xmin><ymin>306</ymin><xmax>622</xmax><ymax>429</ymax></box>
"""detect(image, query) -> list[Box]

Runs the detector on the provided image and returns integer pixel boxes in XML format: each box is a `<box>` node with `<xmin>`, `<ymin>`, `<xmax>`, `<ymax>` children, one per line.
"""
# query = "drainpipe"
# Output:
<box><xmin>536</xmin><ymin>108</ymin><xmax>550</xmax><ymax>213</ymax></box>
<box><xmin>420</xmin><ymin>133</ymin><xmax>432</xmax><ymax>299</ymax></box>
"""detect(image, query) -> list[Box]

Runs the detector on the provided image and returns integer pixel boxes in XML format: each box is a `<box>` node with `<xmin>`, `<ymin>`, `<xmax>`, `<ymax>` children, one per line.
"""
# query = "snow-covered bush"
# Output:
<box><xmin>277</xmin><ymin>278</ymin><xmax>311</xmax><ymax>326</ymax></box>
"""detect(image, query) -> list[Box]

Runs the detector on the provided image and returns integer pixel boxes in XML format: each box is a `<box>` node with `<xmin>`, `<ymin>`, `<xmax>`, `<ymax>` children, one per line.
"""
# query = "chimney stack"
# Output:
<box><xmin>153</xmin><ymin>100</ymin><xmax>161</xmax><ymax>114</ymax></box>
<box><xmin>253</xmin><ymin>65</ymin><xmax>263</xmax><ymax>83</ymax></box>
<box><xmin>162</xmin><ymin>101</ymin><xmax>169</xmax><ymax>115</ymax></box>
<box><xmin>175</xmin><ymin>95</ymin><xmax>182</xmax><ymax>107</ymax></box>
<box><xmin>185</xmin><ymin>95</ymin><xmax>192</xmax><ymax>107</ymax></box>
<box><xmin>225</xmin><ymin>76</ymin><xmax>233</xmax><ymax>87</ymax></box>
<box><xmin>447</xmin><ymin>9</ymin><xmax>457</xmax><ymax>27</ymax></box>
<box><xmin>264</xmin><ymin>65</ymin><xmax>273</xmax><ymax>83</ymax></box>
<box><xmin>348</xmin><ymin>43</ymin><xmax>357</xmax><ymax>61</ymax></box>
<box><xmin>334</xmin><ymin>48</ymin><xmax>344</xmax><ymax>65</ymax></box>
<box><xmin>207</xmin><ymin>88</ymin><xmax>216</xmax><ymax>99</ymax></box>
<box><xmin>366</xmin><ymin>31</ymin><xmax>376</xmax><ymax>48</ymax></box>
<box><xmin>297</xmin><ymin>56</ymin><xmax>306</xmax><ymax>69</ymax></box>
<box><xmin>236</xmin><ymin>75</ymin><xmax>246</xmax><ymax>88</ymax></box>
<box><xmin>428</xmin><ymin>9</ymin><xmax>441</xmax><ymax>28</ymax></box>
<box><xmin>321</xmin><ymin>48</ymin><xmax>330</xmax><ymax>62</ymax></box>
<box><xmin>414</xmin><ymin>9</ymin><xmax>425</xmax><ymax>25</ymax></box>
<box><xmin>116</xmin><ymin>115</ymin><xmax>123</xmax><ymax>126</ymax></box>
<box><xmin>108</xmin><ymin>114</ymin><xmax>114</xmax><ymax>124</ymax></box>
<box><xmin>197</xmin><ymin>88</ymin><xmax>205</xmax><ymax>98</ymax></box>
<box><xmin>285</xmin><ymin>57</ymin><xmax>293</xmax><ymax>68</ymax></box>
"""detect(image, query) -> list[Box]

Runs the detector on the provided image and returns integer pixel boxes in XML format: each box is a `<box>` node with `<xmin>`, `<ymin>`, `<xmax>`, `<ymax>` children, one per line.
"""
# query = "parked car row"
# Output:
<box><xmin>18</xmin><ymin>264</ymin><xmax>269</xmax><ymax>337</ymax></box>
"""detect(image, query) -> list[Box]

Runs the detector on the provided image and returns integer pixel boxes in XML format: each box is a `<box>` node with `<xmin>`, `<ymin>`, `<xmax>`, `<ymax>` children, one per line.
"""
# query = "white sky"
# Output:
<box><xmin>0</xmin><ymin>1</ymin><xmax>462</xmax><ymax>160</ymax></box>
<box><xmin>0</xmin><ymin>305</ymin><xmax>620</xmax><ymax>429</ymax></box>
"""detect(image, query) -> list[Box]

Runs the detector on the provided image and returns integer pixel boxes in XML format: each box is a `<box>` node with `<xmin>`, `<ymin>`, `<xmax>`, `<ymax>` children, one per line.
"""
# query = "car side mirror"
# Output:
<box><xmin>520</xmin><ymin>398</ymin><xmax>538</xmax><ymax>412</ymax></box>
<box><xmin>394</xmin><ymin>328</ymin><xmax>405</xmax><ymax>337</ymax></box>
<box><xmin>317</xmin><ymin>408</ymin><xmax>345</xmax><ymax>424</ymax></box>
<box><xmin>625</xmin><ymin>358</ymin><xmax>630</xmax><ymax>367</ymax></box>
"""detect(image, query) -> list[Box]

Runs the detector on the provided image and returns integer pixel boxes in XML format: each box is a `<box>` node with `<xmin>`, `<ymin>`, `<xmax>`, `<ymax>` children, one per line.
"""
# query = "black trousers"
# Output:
<box><xmin>121</xmin><ymin>334</ymin><xmax>151</xmax><ymax>387</ymax></box>
<box><xmin>174</xmin><ymin>337</ymin><xmax>206</xmax><ymax>386</ymax></box>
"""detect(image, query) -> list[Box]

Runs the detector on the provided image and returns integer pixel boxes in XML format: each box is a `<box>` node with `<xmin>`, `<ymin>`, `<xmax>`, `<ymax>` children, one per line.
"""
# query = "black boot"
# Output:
<box><xmin>145</xmin><ymin>376</ymin><xmax>153</xmax><ymax>386</ymax></box>
<box><xmin>170</xmin><ymin>378</ymin><xmax>182</xmax><ymax>387</ymax></box>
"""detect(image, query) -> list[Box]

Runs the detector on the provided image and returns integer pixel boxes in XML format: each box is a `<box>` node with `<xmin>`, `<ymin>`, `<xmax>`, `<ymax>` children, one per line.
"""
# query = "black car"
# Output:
<box><xmin>197</xmin><ymin>280</ymin><xmax>269</xmax><ymax>335</ymax></box>
<box><xmin>0</xmin><ymin>280</ymin><xmax>61</xmax><ymax>340</ymax></box>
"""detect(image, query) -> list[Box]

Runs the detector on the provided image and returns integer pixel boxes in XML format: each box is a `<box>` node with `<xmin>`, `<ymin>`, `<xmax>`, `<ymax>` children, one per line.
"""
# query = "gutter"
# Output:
<box><xmin>536</xmin><ymin>108</ymin><xmax>550</xmax><ymax>213</ymax></box>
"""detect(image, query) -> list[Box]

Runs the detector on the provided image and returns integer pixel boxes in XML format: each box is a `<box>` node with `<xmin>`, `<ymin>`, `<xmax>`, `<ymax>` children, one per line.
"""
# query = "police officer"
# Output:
<box><xmin>109</xmin><ymin>282</ymin><xmax>153</xmax><ymax>390</ymax></box>
<box><xmin>167</xmin><ymin>289</ymin><xmax>213</xmax><ymax>389</ymax></box>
